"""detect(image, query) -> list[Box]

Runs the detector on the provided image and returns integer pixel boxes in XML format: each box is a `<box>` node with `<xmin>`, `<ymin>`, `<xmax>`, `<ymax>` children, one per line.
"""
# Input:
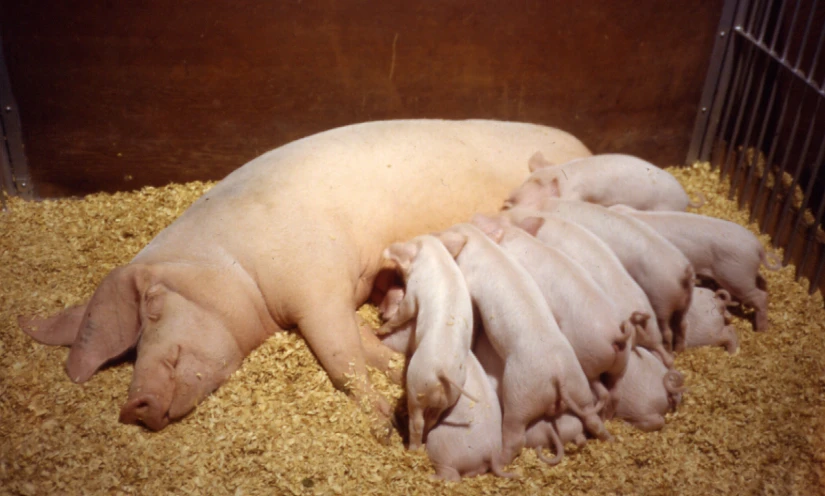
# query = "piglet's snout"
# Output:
<box><xmin>119</xmin><ymin>393</ymin><xmax>171</xmax><ymax>431</ymax></box>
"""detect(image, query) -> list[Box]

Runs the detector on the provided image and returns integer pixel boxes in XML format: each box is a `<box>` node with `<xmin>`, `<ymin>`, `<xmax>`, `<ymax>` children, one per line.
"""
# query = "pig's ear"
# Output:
<box><xmin>548</xmin><ymin>176</ymin><xmax>561</xmax><ymax>196</ymax></box>
<box><xmin>437</xmin><ymin>231</ymin><xmax>468</xmax><ymax>258</ymax></box>
<box><xmin>528</xmin><ymin>151</ymin><xmax>554</xmax><ymax>173</ymax></box>
<box><xmin>65</xmin><ymin>264</ymin><xmax>151</xmax><ymax>383</ymax></box>
<box><xmin>470</xmin><ymin>213</ymin><xmax>500</xmax><ymax>234</ymax></box>
<box><xmin>383</xmin><ymin>242</ymin><xmax>419</xmax><ymax>273</ymax></box>
<box><xmin>518</xmin><ymin>216</ymin><xmax>545</xmax><ymax>236</ymax></box>
<box><xmin>470</xmin><ymin>214</ymin><xmax>506</xmax><ymax>244</ymax></box>
<box><xmin>19</xmin><ymin>302</ymin><xmax>89</xmax><ymax>346</ymax></box>
<box><xmin>515</xmin><ymin>216</ymin><xmax>545</xmax><ymax>236</ymax></box>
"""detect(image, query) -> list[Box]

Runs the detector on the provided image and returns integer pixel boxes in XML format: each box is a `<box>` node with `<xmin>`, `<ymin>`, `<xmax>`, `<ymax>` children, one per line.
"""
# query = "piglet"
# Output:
<box><xmin>376</xmin><ymin>286</ymin><xmax>415</xmax><ymax>356</ymax></box>
<box><xmin>474</xmin><ymin>324</ymin><xmax>573</xmax><ymax>467</ymax></box>
<box><xmin>607</xmin><ymin>205</ymin><xmax>781</xmax><ymax>333</ymax></box>
<box><xmin>502</xmin><ymin>206</ymin><xmax>672</xmax><ymax>366</ymax></box>
<box><xmin>425</xmin><ymin>351</ymin><xmax>514</xmax><ymax>481</ymax></box>
<box><xmin>523</xmin><ymin>414</ymin><xmax>587</xmax><ymax>465</ymax></box>
<box><xmin>503</xmin><ymin>152</ymin><xmax>700</xmax><ymax>212</ymax></box>
<box><xmin>471</xmin><ymin>213</ymin><xmax>634</xmax><ymax>391</ymax></box>
<box><xmin>683</xmin><ymin>287</ymin><xmax>739</xmax><ymax>354</ymax></box>
<box><xmin>437</xmin><ymin>223</ymin><xmax>610</xmax><ymax>468</ymax></box>
<box><xmin>380</xmin><ymin>234</ymin><xmax>476</xmax><ymax>450</ymax></box>
<box><xmin>606</xmin><ymin>347</ymin><xmax>686</xmax><ymax>432</ymax></box>
<box><xmin>513</xmin><ymin>199</ymin><xmax>694</xmax><ymax>354</ymax></box>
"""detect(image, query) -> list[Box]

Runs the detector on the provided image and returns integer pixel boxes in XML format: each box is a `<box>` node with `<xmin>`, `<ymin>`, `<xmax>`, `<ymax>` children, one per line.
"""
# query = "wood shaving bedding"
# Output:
<box><xmin>1</xmin><ymin>162</ymin><xmax>824</xmax><ymax>495</ymax></box>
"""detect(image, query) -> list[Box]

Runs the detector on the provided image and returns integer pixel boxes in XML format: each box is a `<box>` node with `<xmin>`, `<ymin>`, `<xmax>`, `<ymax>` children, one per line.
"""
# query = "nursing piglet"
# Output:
<box><xmin>607</xmin><ymin>205</ymin><xmax>780</xmax><ymax>333</ymax></box>
<box><xmin>524</xmin><ymin>414</ymin><xmax>587</xmax><ymax>465</ymax></box>
<box><xmin>502</xmin><ymin>207</ymin><xmax>672</xmax><ymax>366</ymax></box>
<box><xmin>473</xmin><ymin>315</ymin><xmax>570</xmax><ymax>467</ymax></box>
<box><xmin>503</xmin><ymin>152</ymin><xmax>699</xmax><ymax>212</ymax></box>
<box><xmin>518</xmin><ymin>199</ymin><xmax>694</xmax><ymax>353</ymax></box>
<box><xmin>437</xmin><ymin>223</ymin><xmax>610</xmax><ymax>468</ymax></box>
<box><xmin>470</xmin><ymin>213</ymin><xmax>634</xmax><ymax>389</ymax></box>
<box><xmin>607</xmin><ymin>347</ymin><xmax>686</xmax><ymax>432</ymax></box>
<box><xmin>380</xmin><ymin>235</ymin><xmax>475</xmax><ymax>449</ymax></box>
<box><xmin>376</xmin><ymin>287</ymin><xmax>416</xmax><ymax>356</ymax></box>
<box><xmin>425</xmin><ymin>351</ymin><xmax>514</xmax><ymax>481</ymax></box>
<box><xmin>683</xmin><ymin>288</ymin><xmax>739</xmax><ymax>354</ymax></box>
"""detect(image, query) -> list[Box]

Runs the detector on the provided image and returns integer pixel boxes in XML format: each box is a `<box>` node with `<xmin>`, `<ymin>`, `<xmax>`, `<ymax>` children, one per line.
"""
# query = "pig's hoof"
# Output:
<box><xmin>370</xmin><ymin>418</ymin><xmax>393</xmax><ymax>445</ymax></box>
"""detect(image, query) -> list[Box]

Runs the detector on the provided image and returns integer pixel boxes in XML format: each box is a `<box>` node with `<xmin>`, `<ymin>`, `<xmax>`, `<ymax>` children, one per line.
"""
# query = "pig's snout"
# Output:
<box><xmin>119</xmin><ymin>394</ymin><xmax>171</xmax><ymax>431</ymax></box>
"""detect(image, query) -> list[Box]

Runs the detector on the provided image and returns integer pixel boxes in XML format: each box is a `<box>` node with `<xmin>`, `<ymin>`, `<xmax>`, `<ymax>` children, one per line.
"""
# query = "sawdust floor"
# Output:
<box><xmin>2</xmin><ymin>163</ymin><xmax>825</xmax><ymax>495</ymax></box>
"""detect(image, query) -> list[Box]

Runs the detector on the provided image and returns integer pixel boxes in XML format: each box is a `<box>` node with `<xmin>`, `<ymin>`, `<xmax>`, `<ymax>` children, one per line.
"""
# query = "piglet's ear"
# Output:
<box><xmin>470</xmin><ymin>213</ymin><xmax>511</xmax><ymax>244</ymax></box>
<box><xmin>383</xmin><ymin>242</ymin><xmax>419</xmax><ymax>273</ymax></box>
<box><xmin>518</xmin><ymin>216</ymin><xmax>545</xmax><ymax>236</ymax></box>
<box><xmin>437</xmin><ymin>231</ymin><xmax>468</xmax><ymax>258</ymax></box>
<box><xmin>528</xmin><ymin>151</ymin><xmax>554</xmax><ymax>173</ymax></box>
<box><xmin>65</xmin><ymin>264</ymin><xmax>151</xmax><ymax>383</ymax></box>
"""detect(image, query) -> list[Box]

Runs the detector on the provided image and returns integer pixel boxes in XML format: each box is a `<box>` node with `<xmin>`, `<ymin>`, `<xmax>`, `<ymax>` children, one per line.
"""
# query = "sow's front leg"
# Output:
<box><xmin>296</xmin><ymin>289</ymin><xmax>395</xmax><ymax>442</ymax></box>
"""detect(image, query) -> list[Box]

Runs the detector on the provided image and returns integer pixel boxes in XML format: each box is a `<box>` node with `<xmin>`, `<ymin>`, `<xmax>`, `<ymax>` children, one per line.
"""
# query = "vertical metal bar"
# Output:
<box><xmin>758</xmin><ymin>0</ymin><xmax>806</xmax><ymax>234</ymax></box>
<box><xmin>717</xmin><ymin>0</ymin><xmax>759</xmax><ymax>179</ymax></box>
<box><xmin>790</xmin><ymin>0</ymin><xmax>819</xmax><ymax>72</ymax></box>
<box><xmin>729</xmin><ymin>0</ymin><xmax>777</xmax><ymax>203</ymax></box>
<box><xmin>743</xmin><ymin>0</ymin><xmax>792</xmax><ymax>214</ymax></box>
<box><xmin>760</xmin><ymin>81</ymin><xmax>806</xmax><ymax>235</ymax></box>
<box><xmin>812</xmin><ymin>243</ymin><xmax>825</xmax><ymax>295</ymax></box>
<box><xmin>0</xmin><ymin>31</ymin><xmax>32</xmax><ymax>200</ymax></box>
<box><xmin>774</xmin><ymin>95</ymin><xmax>820</xmax><ymax>255</ymax></box>
<box><xmin>687</xmin><ymin>0</ymin><xmax>743</xmax><ymax>164</ymax></box>
<box><xmin>789</xmin><ymin>21</ymin><xmax>825</xmax><ymax>278</ymax></box>
<box><xmin>773</xmin><ymin>0</ymin><xmax>823</xmax><ymax>255</ymax></box>
<box><xmin>720</xmin><ymin>41</ymin><xmax>759</xmax><ymax>183</ymax></box>
<box><xmin>792</xmin><ymin>130</ymin><xmax>825</xmax><ymax>278</ymax></box>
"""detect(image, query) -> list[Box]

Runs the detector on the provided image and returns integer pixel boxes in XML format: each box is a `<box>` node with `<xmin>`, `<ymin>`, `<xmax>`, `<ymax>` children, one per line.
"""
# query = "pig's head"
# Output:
<box><xmin>118</xmin><ymin>281</ymin><xmax>245</xmax><ymax>430</ymax></box>
<box><xmin>22</xmin><ymin>263</ymin><xmax>252</xmax><ymax>431</ymax></box>
<box><xmin>502</xmin><ymin>152</ymin><xmax>562</xmax><ymax>210</ymax></box>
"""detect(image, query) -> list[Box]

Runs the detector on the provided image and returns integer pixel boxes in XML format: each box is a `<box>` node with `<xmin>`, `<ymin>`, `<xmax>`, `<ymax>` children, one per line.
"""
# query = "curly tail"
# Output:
<box><xmin>556</xmin><ymin>376</ymin><xmax>604</xmax><ymax>419</ymax></box>
<box><xmin>688</xmin><ymin>191</ymin><xmax>707</xmax><ymax>208</ymax></box>
<box><xmin>761</xmin><ymin>249</ymin><xmax>783</xmax><ymax>271</ymax></box>
<box><xmin>714</xmin><ymin>288</ymin><xmax>735</xmax><ymax>306</ymax></box>
<box><xmin>663</xmin><ymin>369</ymin><xmax>686</xmax><ymax>394</ymax></box>
<box><xmin>441</xmin><ymin>375</ymin><xmax>480</xmax><ymax>404</ymax></box>
<box><xmin>535</xmin><ymin>422</ymin><xmax>565</xmax><ymax>466</ymax></box>
<box><xmin>629</xmin><ymin>311</ymin><xmax>651</xmax><ymax>344</ymax></box>
<box><xmin>490</xmin><ymin>455</ymin><xmax>518</xmax><ymax>479</ymax></box>
<box><xmin>615</xmin><ymin>319</ymin><xmax>635</xmax><ymax>352</ymax></box>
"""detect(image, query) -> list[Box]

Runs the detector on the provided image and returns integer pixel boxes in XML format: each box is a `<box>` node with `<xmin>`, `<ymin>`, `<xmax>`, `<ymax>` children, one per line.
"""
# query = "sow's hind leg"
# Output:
<box><xmin>296</xmin><ymin>288</ymin><xmax>394</xmax><ymax>443</ymax></box>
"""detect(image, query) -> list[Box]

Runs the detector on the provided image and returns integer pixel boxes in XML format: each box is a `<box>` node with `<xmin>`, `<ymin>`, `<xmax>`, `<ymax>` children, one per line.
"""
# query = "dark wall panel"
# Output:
<box><xmin>0</xmin><ymin>0</ymin><xmax>723</xmax><ymax>198</ymax></box>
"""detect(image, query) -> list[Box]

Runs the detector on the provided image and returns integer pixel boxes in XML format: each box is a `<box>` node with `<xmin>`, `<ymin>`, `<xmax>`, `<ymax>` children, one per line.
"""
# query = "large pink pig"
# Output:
<box><xmin>437</xmin><ymin>223</ymin><xmax>611</xmax><ymax>468</ymax></box>
<box><xmin>607</xmin><ymin>205</ymin><xmax>781</xmax><ymax>333</ymax></box>
<box><xmin>512</xmin><ymin>199</ymin><xmax>694</xmax><ymax>354</ymax></box>
<box><xmin>606</xmin><ymin>347</ymin><xmax>686</xmax><ymax>432</ymax></box>
<box><xmin>683</xmin><ymin>287</ymin><xmax>739</xmax><ymax>354</ymax></box>
<box><xmin>379</xmin><ymin>235</ymin><xmax>475</xmax><ymax>449</ymax></box>
<box><xmin>502</xmin><ymin>207</ymin><xmax>673</xmax><ymax>366</ymax></box>
<box><xmin>424</xmin><ymin>351</ymin><xmax>514</xmax><ymax>481</ymax></box>
<box><xmin>470</xmin><ymin>213</ymin><xmax>634</xmax><ymax>389</ymax></box>
<box><xmin>19</xmin><ymin>119</ymin><xmax>591</xmax><ymax>435</ymax></box>
<box><xmin>504</xmin><ymin>152</ymin><xmax>699</xmax><ymax>211</ymax></box>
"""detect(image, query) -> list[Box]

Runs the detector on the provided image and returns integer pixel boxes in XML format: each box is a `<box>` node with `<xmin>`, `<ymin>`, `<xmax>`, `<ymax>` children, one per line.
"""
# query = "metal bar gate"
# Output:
<box><xmin>688</xmin><ymin>0</ymin><xmax>825</xmax><ymax>295</ymax></box>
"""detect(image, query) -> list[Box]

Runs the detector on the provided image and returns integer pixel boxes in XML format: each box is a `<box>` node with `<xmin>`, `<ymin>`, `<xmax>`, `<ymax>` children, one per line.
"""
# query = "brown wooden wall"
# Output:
<box><xmin>0</xmin><ymin>0</ymin><xmax>723</xmax><ymax>198</ymax></box>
